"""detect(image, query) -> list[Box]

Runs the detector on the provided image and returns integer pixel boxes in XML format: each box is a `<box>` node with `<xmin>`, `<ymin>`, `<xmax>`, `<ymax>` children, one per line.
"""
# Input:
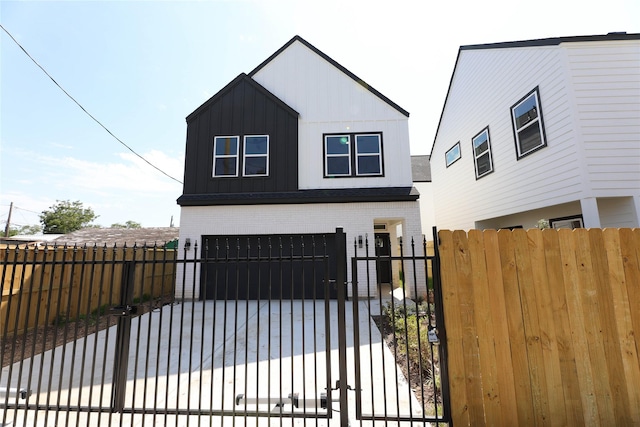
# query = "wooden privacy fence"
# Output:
<box><xmin>1</xmin><ymin>245</ymin><xmax>176</xmax><ymax>338</ymax></box>
<box><xmin>438</xmin><ymin>228</ymin><xmax>640</xmax><ymax>427</ymax></box>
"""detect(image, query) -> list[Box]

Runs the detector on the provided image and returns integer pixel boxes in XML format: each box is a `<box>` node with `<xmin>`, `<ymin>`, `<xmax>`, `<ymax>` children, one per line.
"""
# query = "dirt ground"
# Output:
<box><xmin>373</xmin><ymin>314</ymin><xmax>442</xmax><ymax>414</ymax></box>
<box><xmin>2</xmin><ymin>297</ymin><xmax>172</xmax><ymax>368</ymax></box>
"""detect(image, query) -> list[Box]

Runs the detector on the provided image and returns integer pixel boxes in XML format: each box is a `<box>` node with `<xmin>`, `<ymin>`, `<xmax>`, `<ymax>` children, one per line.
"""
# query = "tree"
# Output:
<box><xmin>7</xmin><ymin>224</ymin><xmax>43</xmax><ymax>237</ymax></box>
<box><xmin>40</xmin><ymin>200</ymin><xmax>98</xmax><ymax>234</ymax></box>
<box><xmin>111</xmin><ymin>220</ymin><xmax>142</xmax><ymax>229</ymax></box>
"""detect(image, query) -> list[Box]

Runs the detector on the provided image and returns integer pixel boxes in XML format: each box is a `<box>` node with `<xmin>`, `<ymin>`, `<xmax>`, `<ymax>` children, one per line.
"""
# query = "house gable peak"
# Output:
<box><xmin>186</xmin><ymin>72</ymin><xmax>298</xmax><ymax>122</ymax></box>
<box><xmin>249</xmin><ymin>35</ymin><xmax>409</xmax><ymax>117</ymax></box>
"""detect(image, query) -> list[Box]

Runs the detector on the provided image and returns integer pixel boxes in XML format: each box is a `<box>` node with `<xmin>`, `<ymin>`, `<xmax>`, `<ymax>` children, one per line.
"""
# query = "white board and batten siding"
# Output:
<box><xmin>432</xmin><ymin>38</ymin><xmax>640</xmax><ymax>230</ymax></box>
<box><xmin>251</xmin><ymin>39</ymin><xmax>414</xmax><ymax>190</ymax></box>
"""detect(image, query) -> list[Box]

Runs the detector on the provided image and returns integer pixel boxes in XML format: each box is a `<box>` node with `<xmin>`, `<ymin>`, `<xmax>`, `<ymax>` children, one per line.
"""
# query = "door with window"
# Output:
<box><xmin>374</xmin><ymin>233</ymin><xmax>391</xmax><ymax>284</ymax></box>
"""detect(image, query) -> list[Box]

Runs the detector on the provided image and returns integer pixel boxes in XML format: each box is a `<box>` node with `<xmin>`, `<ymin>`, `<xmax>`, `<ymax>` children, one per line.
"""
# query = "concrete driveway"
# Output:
<box><xmin>2</xmin><ymin>299</ymin><xmax>426</xmax><ymax>426</ymax></box>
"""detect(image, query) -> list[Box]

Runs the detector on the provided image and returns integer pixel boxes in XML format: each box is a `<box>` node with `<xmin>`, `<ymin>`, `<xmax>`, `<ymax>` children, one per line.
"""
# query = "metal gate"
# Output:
<box><xmin>349</xmin><ymin>230</ymin><xmax>451</xmax><ymax>425</ymax></box>
<box><xmin>1</xmin><ymin>228</ymin><xmax>450</xmax><ymax>426</ymax></box>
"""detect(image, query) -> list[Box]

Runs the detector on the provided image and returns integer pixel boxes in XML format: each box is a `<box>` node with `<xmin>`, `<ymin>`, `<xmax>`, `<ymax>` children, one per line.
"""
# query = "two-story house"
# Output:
<box><xmin>177</xmin><ymin>36</ymin><xmax>424</xmax><ymax>299</ymax></box>
<box><xmin>431</xmin><ymin>32</ymin><xmax>640</xmax><ymax>230</ymax></box>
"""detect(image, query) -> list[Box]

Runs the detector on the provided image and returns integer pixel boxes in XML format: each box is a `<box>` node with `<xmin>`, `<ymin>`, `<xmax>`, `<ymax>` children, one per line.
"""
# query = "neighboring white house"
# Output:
<box><xmin>177</xmin><ymin>36</ymin><xmax>424</xmax><ymax>299</ymax></box>
<box><xmin>431</xmin><ymin>32</ymin><xmax>640</xmax><ymax>230</ymax></box>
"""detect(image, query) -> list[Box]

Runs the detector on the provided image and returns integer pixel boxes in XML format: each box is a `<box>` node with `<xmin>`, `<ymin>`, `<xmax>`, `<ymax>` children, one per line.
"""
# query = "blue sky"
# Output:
<box><xmin>1</xmin><ymin>0</ymin><xmax>638</xmax><ymax>229</ymax></box>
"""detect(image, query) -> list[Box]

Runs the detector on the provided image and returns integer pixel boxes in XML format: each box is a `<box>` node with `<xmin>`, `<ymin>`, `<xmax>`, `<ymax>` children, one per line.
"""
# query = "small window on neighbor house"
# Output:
<box><xmin>445</xmin><ymin>142</ymin><xmax>461</xmax><ymax>167</ymax></box>
<box><xmin>213</xmin><ymin>136</ymin><xmax>239</xmax><ymax>177</ymax></box>
<box><xmin>243</xmin><ymin>135</ymin><xmax>269</xmax><ymax>176</ymax></box>
<box><xmin>325</xmin><ymin>135</ymin><xmax>351</xmax><ymax>176</ymax></box>
<box><xmin>511</xmin><ymin>87</ymin><xmax>547</xmax><ymax>159</ymax></box>
<box><xmin>355</xmin><ymin>134</ymin><xmax>382</xmax><ymax>175</ymax></box>
<box><xmin>472</xmin><ymin>127</ymin><xmax>493</xmax><ymax>179</ymax></box>
<box><xmin>550</xmin><ymin>215</ymin><xmax>584</xmax><ymax>229</ymax></box>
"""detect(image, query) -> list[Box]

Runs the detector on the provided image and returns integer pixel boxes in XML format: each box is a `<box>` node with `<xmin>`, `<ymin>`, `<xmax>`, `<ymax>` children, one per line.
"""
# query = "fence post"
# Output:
<box><xmin>432</xmin><ymin>226</ymin><xmax>453</xmax><ymax>425</ymax></box>
<box><xmin>111</xmin><ymin>260</ymin><xmax>135</xmax><ymax>412</ymax></box>
<box><xmin>333</xmin><ymin>227</ymin><xmax>351</xmax><ymax>425</ymax></box>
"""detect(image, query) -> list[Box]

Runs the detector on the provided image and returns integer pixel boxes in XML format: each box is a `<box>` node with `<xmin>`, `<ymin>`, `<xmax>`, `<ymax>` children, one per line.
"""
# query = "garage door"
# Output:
<box><xmin>200</xmin><ymin>233</ymin><xmax>341</xmax><ymax>300</ymax></box>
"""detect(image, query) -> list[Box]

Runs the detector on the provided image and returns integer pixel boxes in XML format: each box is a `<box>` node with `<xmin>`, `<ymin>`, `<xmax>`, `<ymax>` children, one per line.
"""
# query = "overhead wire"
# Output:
<box><xmin>0</xmin><ymin>23</ymin><xmax>184</xmax><ymax>185</ymax></box>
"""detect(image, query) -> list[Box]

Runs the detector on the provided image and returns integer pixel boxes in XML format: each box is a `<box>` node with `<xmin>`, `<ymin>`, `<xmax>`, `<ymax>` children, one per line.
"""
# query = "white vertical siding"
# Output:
<box><xmin>251</xmin><ymin>41</ymin><xmax>413</xmax><ymax>190</ymax></box>
<box><xmin>565</xmin><ymin>40</ymin><xmax>640</xmax><ymax>195</ymax></box>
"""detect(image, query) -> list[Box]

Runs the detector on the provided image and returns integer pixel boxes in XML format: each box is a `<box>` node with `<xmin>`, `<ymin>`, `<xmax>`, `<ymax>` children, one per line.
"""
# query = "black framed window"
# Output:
<box><xmin>325</xmin><ymin>135</ymin><xmax>351</xmax><ymax>176</ymax></box>
<box><xmin>355</xmin><ymin>134</ymin><xmax>382</xmax><ymax>175</ymax></box>
<box><xmin>511</xmin><ymin>87</ymin><xmax>547</xmax><ymax>159</ymax></box>
<box><xmin>324</xmin><ymin>132</ymin><xmax>383</xmax><ymax>178</ymax></box>
<box><xmin>472</xmin><ymin>127</ymin><xmax>493</xmax><ymax>179</ymax></box>
<box><xmin>213</xmin><ymin>136</ymin><xmax>239</xmax><ymax>177</ymax></box>
<box><xmin>243</xmin><ymin>135</ymin><xmax>269</xmax><ymax>176</ymax></box>
<box><xmin>445</xmin><ymin>142</ymin><xmax>461</xmax><ymax>167</ymax></box>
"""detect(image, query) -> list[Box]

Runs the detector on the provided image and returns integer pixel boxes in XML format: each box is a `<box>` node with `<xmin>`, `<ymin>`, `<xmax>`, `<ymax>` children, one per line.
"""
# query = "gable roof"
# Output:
<box><xmin>249</xmin><ymin>35</ymin><xmax>410</xmax><ymax>117</ymax></box>
<box><xmin>430</xmin><ymin>32</ymin><xmax>640</xmax><ymax>154</ymax></box>
<box><xmin>186</xmin><ymin>73</ymin><xmax>299</xmax><ymax>122</ymax></box>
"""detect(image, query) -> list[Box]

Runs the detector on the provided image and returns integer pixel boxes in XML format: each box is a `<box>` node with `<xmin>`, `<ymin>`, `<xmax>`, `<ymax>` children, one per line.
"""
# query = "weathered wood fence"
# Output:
<box><xmin>1</xmin><ymin>245</ymin><xmax>176</xmax><ymax>338</ymax></box>
<box><xmin>438</xmin><ymin>228</ymin><xmax>640</xmax><ymax>426</ymax></box>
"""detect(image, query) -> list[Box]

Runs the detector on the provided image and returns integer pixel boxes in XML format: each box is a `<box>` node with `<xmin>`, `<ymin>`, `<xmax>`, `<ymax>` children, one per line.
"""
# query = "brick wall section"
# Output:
<box><xmin>176</xmin><ymin>201</ymin><xmax>424</xmax><ymax>299</ymax></box>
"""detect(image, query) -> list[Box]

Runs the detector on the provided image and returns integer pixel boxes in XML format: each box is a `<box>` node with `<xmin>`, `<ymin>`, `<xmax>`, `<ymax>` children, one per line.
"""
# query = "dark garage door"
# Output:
<box><xmin>200</xmin><ymin>233</ymin><xmax>341</xmax><ymax>300</ymax></box>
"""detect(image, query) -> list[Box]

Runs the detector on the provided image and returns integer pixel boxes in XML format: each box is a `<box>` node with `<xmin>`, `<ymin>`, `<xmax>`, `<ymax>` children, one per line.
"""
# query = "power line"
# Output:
<box><xmin>0</xmin><ymin>24</ymin><xmax>183</xmax><ymax>185</ymax></box>
<box><xmin>14</xmin><ymin>206</ymin><xmax>41</xmax><ymax>215</ymax></box>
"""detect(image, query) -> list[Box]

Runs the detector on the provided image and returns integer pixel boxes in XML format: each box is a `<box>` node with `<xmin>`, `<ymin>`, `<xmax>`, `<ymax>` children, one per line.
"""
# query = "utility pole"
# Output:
<box><xmin>4</xmin><ymin>202</ymin><xmax>13</xmax><ymax>237</ymax></box>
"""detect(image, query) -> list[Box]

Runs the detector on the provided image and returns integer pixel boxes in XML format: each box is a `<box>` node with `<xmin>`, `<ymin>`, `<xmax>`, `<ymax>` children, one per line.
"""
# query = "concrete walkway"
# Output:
<box><xmin>2</xmin><ymin>299</ymin><xmax>428</xmax><ymax>426</ymax></box>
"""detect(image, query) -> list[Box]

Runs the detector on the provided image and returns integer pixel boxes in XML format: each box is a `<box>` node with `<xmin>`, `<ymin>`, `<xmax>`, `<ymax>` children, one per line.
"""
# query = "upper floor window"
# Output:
<box><xmin>213</xmin><ymin>136</ymin><xmax>239</xmax><ymax>177</ymax></box>
<box><xmin>355</xmin><ymin>134</ymin><xmax>382</xmax><ymax>176</ymax></box>
<box><xmin>472</xmin><ymin>127</ymin><xmax>493</xmax><ymax>179</ymax></box>
<box><xmin>213</xmin><ymin>135</ymin><xmax>269</xmax><ymax>177</ymax></box>
<box><xmin>511</xmin><ymin>87</ymin><xmax>547</xmax><ymax>159</ymax></box>
<box><xmin>445</xmin><ymin>142</ymin><xmax>461</xmax><ymax>167</ymax></box>
<box><xmin>243</xmin><ymin>135</ymin><xmax>269</xmax><ymax>176</ymax></box>
<box><xmin>325</xmin><ymin>135</ymin><xmax>351</xmax><ymax>176</ymax></box>
<box><xmin>324</xmin><ymin>132</ymin><xmax>383</xmax><ymax>178</ymax></box>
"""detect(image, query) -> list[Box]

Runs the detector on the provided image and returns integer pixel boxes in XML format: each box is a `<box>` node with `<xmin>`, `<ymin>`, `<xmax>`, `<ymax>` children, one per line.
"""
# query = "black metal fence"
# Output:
<box><xmin>1</xmin><ymin>228</ymin><xmax>450</xmax><ymax>426</ymax></box>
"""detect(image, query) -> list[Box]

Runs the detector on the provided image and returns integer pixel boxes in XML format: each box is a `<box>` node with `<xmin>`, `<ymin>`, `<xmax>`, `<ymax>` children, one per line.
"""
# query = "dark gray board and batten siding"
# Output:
<box><xmin>182</xmin><ymin>73</ymin><xmax>299</xmax><ymax>196</ymax></box>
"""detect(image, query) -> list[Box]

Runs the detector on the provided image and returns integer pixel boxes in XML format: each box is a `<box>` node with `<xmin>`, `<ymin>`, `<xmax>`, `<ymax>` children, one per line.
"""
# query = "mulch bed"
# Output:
<box><xmin>372</xmin><ymin>313</ymin><xmax>442</xmax><ymax>414</ymax></box>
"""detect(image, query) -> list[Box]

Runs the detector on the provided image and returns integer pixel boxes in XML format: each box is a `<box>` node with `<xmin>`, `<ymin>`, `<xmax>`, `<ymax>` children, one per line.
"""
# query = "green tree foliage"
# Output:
<box><xmin>39</xmin><ymin>200</ymin><xmax>98</xmax><ymax>234</ymax></box>
<box><xmin>110</xmin><ymin>220</ymin><xmax>142</xmax><ymax>229</ymax></box>
<box><xmin>7</xmin><ymin>224</ymin><xmax>43</xmax><ymax>237</ymax></box>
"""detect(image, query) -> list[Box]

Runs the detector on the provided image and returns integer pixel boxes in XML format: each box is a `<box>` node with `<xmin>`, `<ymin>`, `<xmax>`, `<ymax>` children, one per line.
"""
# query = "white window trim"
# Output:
<box><xmin>213</xmin><ymin>136</ymin><xmax>239</xmax><ymax>177</ymax></box>
<box><xmin>242</xmin><ymin>135</ymin><xmax>269</xmax><ymax>177</ymax></box>
<box><xmin>511</xmin><ymin>88</ymin><xmax>546</xmax><ymax>159</ymax></box>
<box><xmin>472</xmin><ymin>128</ymin><xmax>493</xmax><ymax>179</ymax></box>
<box><xmin>355</xmin><ymin>134</ymin><xmax>382</xmax><ymax>176</ymax></box>
<box><xmin>325</xmin><ymin>134</ymin><xmax>352</xmax><ymax>176</ymax></box>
